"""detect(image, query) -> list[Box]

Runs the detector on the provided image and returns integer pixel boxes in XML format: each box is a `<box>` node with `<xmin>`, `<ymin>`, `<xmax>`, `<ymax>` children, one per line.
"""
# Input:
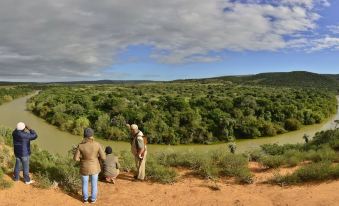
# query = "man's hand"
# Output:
<box><xmin>25</xmin><ymin>125</ymin><xmax>31</xmax><ymax>130</ymax></box>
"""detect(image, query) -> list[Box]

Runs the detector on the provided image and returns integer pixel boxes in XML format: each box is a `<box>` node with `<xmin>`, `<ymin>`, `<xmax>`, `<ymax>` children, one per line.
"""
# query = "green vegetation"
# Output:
<box><xmin>27</xmin><ymin>82</ymin><xmax>336</xmax><ymax>144</ymax></box>
<box><xmin>271</xmin><ymin>162</ymin><xmax>339</xmax><ymax>185</ymax></box>
<box><xmin>0</xmin><ymin>127</ymin><xmax>15</xmax><ymax>189</ymax></box>
<box><xmin>253</xmin><ymin>128</ymin><xmax>339</xmax><ymax>185</ymax></box>
<box><xmin>0</xmin><ymin>86</ymin><xmax>33</xmax><ymax>105</ymax></box>
<box><xmin>187</xmin><ymin>71</ymin><xmax>339</xmax><ymax>91</ymax></box>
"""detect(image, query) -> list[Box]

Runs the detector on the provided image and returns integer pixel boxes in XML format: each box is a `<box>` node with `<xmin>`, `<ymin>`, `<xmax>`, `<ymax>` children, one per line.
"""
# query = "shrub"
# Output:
<box><xmin>246</xmin><ymin>149</ymin><xmax>264</xmax><ymax>161</ymax></box>
<box><xmin>283</xmin><ymin>150</ymin><xmax>304</xmax><ymax>167</ymax></box>
<box><xmin>30</xmin><ymin>146</ymin><xmax>81</xmax><ymax>194</ymax></box>
<box><xmin>0</xmin><ymin>179</ymin><xmax>13</xmax><ymax>189</ymax></box>
<box><xmin>146</xmin><ymin>158</ymin><xmax>177</xmax><ymax>184</ymax></box>
<box><xmin>259</xmin><ymin>155</ymin><xmax>285</xmax><ymax>168</ymax></box>
<box><xmin>271</xmin><ymin>161</ymin><xmax>339</xmax><ymax>185</ymax></box>
<box><xmin>119</xmin><ymin>150</ymin><xmax>136</xmax><ymax>172</ymax></box>
<box><xmin>260</xmin><ymin>143</ymin><xmax>302</xmax><ymax>156</ymax></box>
<box><xmin>304</xmin><ymin>147</ymin><xmax>337</xmax><ymax>162</ymax></box>
<box><xmin>0</xmin><ymin>167</ymin><xmax>13</xmax><ymax>189</ymax></box>
<box><xmin>284</xmin><ymin>118</ymin><xmax>301</xmax><ymax>131</ymax></box>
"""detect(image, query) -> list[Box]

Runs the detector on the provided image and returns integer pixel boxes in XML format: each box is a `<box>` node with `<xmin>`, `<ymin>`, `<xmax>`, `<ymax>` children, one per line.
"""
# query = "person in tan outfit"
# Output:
<box><xmin>129</xmin><ymin>124</ymin><xmax>147</xmax><ymax>180</ymax></box>
<box><xmin>101</xmin><ymin>146</ymin><xmax>120</xmax><ymax>184</ymax></box>
<box><xmin>74</xmin><ymin>128</ymin><xmax>106</xmax><ymax>204</ymax></box>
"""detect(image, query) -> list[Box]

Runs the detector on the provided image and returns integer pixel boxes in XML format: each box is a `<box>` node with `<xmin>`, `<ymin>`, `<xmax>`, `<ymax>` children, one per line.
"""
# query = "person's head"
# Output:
<box><xmin>16</xmin><ymin>122</ymin><xmax>25</xmax><ymax>131</ymax></box>
<box><xmin>83</xmin><ymin>128</ymin><xmax>94</xmax><ymax>139</ymax></box>
<box><xmin>130</xmin><ymin>124</ymin><xmax>139</xmax><ymax>135</ymax></box>
<box><xmin>105</xmin><ymin>146</ymin><xmax>112</xmax><ymax>154</ymax></box>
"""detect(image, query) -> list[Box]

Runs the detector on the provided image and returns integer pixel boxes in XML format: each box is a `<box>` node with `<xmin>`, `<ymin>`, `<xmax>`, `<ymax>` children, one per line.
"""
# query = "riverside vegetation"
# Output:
<box><xmin>27</xmin><ymin>83</ymin><xmax>336</xmax><ymax>144</ymax></box>
<box><xmin>2</xmin><ymin>124</ymin><xmax>339</xmax><ymax>194</ymax></box>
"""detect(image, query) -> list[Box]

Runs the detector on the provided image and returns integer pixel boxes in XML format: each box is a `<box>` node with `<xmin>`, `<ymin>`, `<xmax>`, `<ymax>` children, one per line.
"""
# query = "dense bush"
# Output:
<box><xmin>271</xmin><ymin>161</ymin><xmax>339</xmax><ymax>185</ymax></box>
<box><xmin>30</xmin><ymin>145</ymin><xmax>81</xmax><ymax>193</ymax></box>
<box><xmin>151</xmin><ymin>149</ymin><xmax>253</xmax><ymax>183</ymax></box>
<box><xmin>27</xmin><ymin>84</ymin><xmax>337</xmax><ymax>144</ymax></box>
<box><xmin>0</xmin><ymin>86</ymin><xmax>33</xmax><ymax>106</ymax></box>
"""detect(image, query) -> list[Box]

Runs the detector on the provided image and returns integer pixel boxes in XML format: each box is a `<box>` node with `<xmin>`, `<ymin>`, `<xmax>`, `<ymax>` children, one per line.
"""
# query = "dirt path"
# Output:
<box><xmin>1</xmin><ymin>166</ymin><xmax>339</xmax><ymax>206</ymax></box>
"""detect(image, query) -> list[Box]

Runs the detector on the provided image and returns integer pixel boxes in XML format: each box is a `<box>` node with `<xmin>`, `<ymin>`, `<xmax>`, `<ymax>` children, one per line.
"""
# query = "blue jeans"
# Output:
<box><xmin>81</xmin><ymin>174</ymin><xmax>98</xmax><ymax>202</ymax></box>
<box><xmin>14</xmin><ymin>156</ymin><xmax>30</xmax><ymax>182</ymax></box>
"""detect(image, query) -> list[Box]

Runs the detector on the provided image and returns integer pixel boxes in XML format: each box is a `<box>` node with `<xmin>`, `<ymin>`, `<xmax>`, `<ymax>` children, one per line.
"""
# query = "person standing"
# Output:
<box><xmin>74</xmin><ymin>128</ymin><xmax>106</xmax><ymax>204</ymax></box>
<box><xmin>12</xmin><ymin>122</ymin><xmax>38</xmax><ymax>184</ymax></box>
<box><xmin>129</xmin><ymin>124</ymin><xmax>147</xmax><ymax>181</ymax></box>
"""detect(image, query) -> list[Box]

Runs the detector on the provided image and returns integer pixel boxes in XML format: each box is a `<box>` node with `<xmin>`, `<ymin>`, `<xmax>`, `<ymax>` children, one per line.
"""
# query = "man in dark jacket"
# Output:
<box><xmin>12</xmin><ymin>122</ymin><xmax>38</xmax><ymax>184</ymax></box>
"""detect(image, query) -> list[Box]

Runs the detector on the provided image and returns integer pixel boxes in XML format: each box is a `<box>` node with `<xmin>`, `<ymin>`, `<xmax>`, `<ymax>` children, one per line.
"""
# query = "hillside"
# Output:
<box><xmin>1</xmin><ymin>167</ymin><xmax>339</xmax><ymax>206</ymax></box>
<box><xmin>181</xmin><ymin>71</ymin><xmax>339</xmax><ymax>90</ymax></box>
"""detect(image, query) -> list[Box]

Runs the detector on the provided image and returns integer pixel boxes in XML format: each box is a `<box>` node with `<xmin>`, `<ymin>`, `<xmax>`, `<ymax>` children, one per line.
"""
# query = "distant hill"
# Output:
<box><xmin>1</xmin><ymin>71</ymin><xmax>339</xmax><ymax>91</ymax></box>
<box><xmin>178</xmin><ymin>71</ymin><xmax>339</xmax><ymax>91</ymax></box>
<box><xmin>48</xmin><ymin>80</ymin><xmax>159</xmax><ymax>85</ymax></box>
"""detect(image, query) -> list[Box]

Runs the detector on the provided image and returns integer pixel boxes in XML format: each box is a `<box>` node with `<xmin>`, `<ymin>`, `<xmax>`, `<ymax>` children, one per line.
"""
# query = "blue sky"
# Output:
<box><xmin>0</xmin><ymin>0</ymin><xmax>338</xmax><ymax>81</ymax></box>
<box><xmin>107</xmin><ymin>0</ymin><xmax>339</xmax><ymax>80</ymax></box>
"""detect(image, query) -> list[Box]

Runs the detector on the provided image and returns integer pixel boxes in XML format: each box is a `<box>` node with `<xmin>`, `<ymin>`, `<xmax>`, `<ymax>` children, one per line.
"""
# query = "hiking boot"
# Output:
<box><xmin>25</xmin><ymin>180</ymin><xmax>35</xmax><ymax>185</ymax></box>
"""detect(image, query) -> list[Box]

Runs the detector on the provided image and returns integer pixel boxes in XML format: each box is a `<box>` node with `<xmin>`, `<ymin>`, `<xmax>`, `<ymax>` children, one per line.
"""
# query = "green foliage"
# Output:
<box><xmin>0</xmin><ymin>126</ymin><xmax>14</xmax><ymax>146</ymax></box>
<box><xmin>28</xmin><ymin>83</ymin><xmax>337</xmax><ymax>144</ymax></box>
<box><xmin>271</xmin><ymin>161</ymin><xmax>339</xmax><ymax>185</ymax></box>
<box><xmin>30</xmin><ymin>146</ymin><xmax>81</xmax><ymax>193</ymax></box>
<box><xmin>284</xmin><ymin>118</ymin><xmax>302</xmax><ymax>131</ymax></box>
<box><xmin>259</xmin><ymin>155</ymin><xmax>285</xmax><ymax>168</ymax></box>
<box><xmin>0</xmin><ymin>178</ymin><xmax>13</xmax><ymax>189</ymax></box>
<box><xmin>152</xmin><ymin>148</ymin><xmax>253</xmax><ymax>183</ymax></box>
<box><xmin>260</xmin><ymin>143</ymin><xmax>303</xmax><ymax>156</ymax></box>
<box><xmin>0</xmin><ymin>86</ymin><xmax>33</xmax><ymax>106</ymax></box>
<box><xmin>146</xmin><ymin>158</ymin><xmax>177</xmax><ymax>184</ymax></box>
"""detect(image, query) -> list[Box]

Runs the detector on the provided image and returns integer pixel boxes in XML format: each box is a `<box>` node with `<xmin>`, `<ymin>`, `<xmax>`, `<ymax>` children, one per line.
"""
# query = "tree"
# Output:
<box><xmin>72</xmin><ymin>117</ymin><xmax>90</xmax><ymax>136</ymax></box>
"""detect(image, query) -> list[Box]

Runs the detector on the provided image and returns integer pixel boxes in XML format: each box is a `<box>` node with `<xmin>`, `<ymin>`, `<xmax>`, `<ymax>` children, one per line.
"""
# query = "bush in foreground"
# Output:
<box><xmin>270</xmin><ymin>161</ymin><xmax>339</xmax><ymax>185</ymax></box>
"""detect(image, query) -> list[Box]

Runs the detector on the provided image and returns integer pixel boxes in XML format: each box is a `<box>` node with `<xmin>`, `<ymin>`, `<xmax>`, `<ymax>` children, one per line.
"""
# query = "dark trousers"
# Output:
<box><xmin>13</xmin><ymin>156</ymin><xmax>30</xmax><ymax>182</ymax></box>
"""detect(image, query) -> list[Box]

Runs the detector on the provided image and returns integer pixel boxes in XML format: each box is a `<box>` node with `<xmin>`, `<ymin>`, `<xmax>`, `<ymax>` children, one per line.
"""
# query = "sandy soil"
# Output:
<box><xmin>1</xmin><ymin>163</ymin><xmax>339</xmax><ymax>206</ymax></box>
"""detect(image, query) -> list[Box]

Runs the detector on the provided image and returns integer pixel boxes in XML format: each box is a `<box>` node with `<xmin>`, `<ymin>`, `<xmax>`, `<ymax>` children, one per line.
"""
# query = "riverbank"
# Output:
<box><xmin>0</xmin><ymin>94</ymin><xmax>338</xmax><ymax>155</ymax></box>
<box><xmin>1</xmin><ymin>165</ymin><xmax>339</xmax><ymax>206</ymax></box>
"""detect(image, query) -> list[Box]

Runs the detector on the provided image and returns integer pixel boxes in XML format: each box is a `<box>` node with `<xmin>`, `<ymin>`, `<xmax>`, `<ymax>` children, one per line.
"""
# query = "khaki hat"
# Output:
<box><xmin>130</xmin><ymin>124</ymin><xmax>138</xmax><ymax>130</ymax></box>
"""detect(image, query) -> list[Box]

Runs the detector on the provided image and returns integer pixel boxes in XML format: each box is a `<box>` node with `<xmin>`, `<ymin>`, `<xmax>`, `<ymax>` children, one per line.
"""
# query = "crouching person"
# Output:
<box><xmin>74</xmin><ymin>128</ymin><xmax>106</xmax><ymax>204</ymax></box>
<box><xmin>102</xmin><ymin>146</ymin><xmax>120</xmax><ymax>184</ymax></box>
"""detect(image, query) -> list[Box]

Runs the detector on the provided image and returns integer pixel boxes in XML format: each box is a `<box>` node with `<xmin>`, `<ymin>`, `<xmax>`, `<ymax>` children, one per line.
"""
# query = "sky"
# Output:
<box><xmin>0</xmin><ymin>0</ymin><xmax>339</xmax><ymax>82</ymax></box>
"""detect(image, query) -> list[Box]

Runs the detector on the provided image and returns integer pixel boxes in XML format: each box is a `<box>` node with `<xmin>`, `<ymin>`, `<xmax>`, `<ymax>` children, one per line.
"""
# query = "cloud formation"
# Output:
<box><xmin>0</xmin><ymin>0</ymin><xmax>332</xmax><ymax>81</ymax></box>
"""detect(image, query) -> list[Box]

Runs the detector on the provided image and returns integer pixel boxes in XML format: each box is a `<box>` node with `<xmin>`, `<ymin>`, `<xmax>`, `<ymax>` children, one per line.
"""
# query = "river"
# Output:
<box><xmin>0</xmin><ymin>94</ymin><xmax>338</xmax><ymax>155</ymax></box>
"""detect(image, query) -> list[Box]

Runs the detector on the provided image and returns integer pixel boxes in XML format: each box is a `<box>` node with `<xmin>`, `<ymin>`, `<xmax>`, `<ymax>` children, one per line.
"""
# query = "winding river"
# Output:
<box><xmin>0</xmin><ymin>94</ymin><xmax>338</xmax><ymax>155</ymax></box>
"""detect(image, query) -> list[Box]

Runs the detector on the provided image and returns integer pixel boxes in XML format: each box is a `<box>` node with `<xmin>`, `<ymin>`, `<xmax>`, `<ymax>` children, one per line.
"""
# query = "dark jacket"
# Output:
<box><xmin>12</xmin><ymin>129</ymin><xmax>38</xmax><ymax>157</ymax></box>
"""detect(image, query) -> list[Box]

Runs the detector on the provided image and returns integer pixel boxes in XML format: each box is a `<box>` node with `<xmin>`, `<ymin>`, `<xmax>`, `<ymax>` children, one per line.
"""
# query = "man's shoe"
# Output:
<box><xmin>83</xmin><ymin>200</ymin><xmax>89</xmax><ymax>204</ymax></box>
<box><xmin>12</xmin><ymin>175</ymin><xmax>19</xmax><ymax>181</ymax></box>
<box><xmin>25</xmin><ymin>180</ymin><xmax>35</xmax><ymax>185</ymax></box>
<box><xmin>90</xmin><ymin>200</ymin><xmax>96</xmax><ymax>204</ymax></box>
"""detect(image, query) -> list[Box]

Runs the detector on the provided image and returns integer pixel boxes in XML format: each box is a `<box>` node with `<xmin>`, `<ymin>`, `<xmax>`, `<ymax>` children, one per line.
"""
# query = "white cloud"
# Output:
<box><xmin>327</xmin><ymin>25</ymin><xmax>339</xmax><ymax>34</ymax></box>
<box><xmin>309</xmin><ymin>36</ymin><xmax>339</xmax><ymax>51</ymax></box>
<box><xmin>0</xmin><ymin>0</ymin><xmax>331</xmax><ymax>80</ymax></box>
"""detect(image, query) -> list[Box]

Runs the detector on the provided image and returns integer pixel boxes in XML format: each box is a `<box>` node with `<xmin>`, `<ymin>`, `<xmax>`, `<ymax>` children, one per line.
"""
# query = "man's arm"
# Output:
<box><xmin>21</xmin><ymin>129</ymin><xmax>38</xmax><ymax>140</ymax></box>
